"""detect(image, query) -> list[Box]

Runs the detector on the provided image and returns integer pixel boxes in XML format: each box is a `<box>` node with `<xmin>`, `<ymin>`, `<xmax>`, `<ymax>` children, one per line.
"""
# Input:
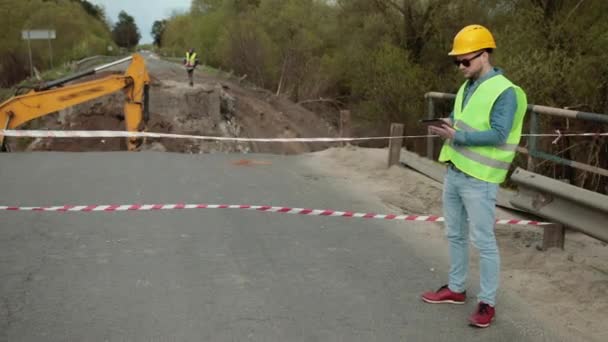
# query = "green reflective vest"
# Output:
<box><xmin>185</xmin><ymin>52</ymin><xmax>197</xmax><ymax>66</ymax></box>
<box><xmin>438</xmin><ymin>74</ymin><xmax>527</xmax><ymax>183</ymax></box>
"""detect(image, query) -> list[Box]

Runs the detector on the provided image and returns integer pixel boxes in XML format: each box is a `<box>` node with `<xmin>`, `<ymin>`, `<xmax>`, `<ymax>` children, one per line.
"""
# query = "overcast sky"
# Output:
<box><xmin>90</xmin><ymin>0</ymin><xmax>191</xmax><ymax>44</ymax></box>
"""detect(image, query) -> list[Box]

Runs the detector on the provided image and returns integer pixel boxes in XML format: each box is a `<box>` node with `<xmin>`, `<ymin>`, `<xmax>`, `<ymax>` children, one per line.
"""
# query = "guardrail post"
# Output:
<box><xmin>527</xmin><ymin>111</ymin><xmax>538</xmax><ymax>172</ymax></box>
<box><xmin>339</xmin><ymin>110</ymin><xmax>351</xmax><ymax>147</ymax></box>
<box><xmin>388</xmin><ymin>123</ymin><xmax>404</xmax><ymax>167</ymax></box>
<box><xmin>426</xmin><ymin>97</ymin><xmax>435</xmax><ymax>159</ymax></box>
<box><xmin>539</xmin><ymin>224</ymin><xmax>565</xmax><ymax>250</ymax></box>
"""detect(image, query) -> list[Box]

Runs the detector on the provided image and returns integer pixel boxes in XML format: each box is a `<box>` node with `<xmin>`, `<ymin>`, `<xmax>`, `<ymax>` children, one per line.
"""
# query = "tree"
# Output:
<box><xmin>151</xmin><ymin>20</ymin><xmax>167</xmax><ymax>47</ymax></box>
<box><xmin>0</xmin><ymin>0</ymin><xmax>115</xmax><ymax>87</ymax></box>
<box><xmin>254</xmin><ymin>0</ymin><xmax>332</xmax><ymax>99</ymax></box>
<box><xmin>191</xmin><ymin>0</ymin><xmax>260</xmax><ymax>14</ymax></box>
<box><xmin>112</xmin><ymin>11</ymin><xmax>141</xmax><ymax>49</ymax></box>
<box><xmin>88</xmin><ymin>0</ymin><xmax>608</xmax><ymax>192</ymax></box>
<box><xmin>191</xmin><ymin>0</ymin><xmax>224</xmax><ymax>13</ymax></box>
<box><xmin>73</xmin><ymin>0</ymin><xmax>105</xmax><ymax>22</ymax></box>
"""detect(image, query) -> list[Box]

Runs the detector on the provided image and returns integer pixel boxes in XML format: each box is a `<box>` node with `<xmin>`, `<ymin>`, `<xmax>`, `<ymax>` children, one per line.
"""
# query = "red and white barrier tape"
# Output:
<box><xmin>1</xmin><ymin>129</ymin><xmax>606</xmax><ymax>143</ymax></box>
<box><xmin>0</xmin><ymin>203</ymin><xmax>551</xmax><ymax>226</ymax></box>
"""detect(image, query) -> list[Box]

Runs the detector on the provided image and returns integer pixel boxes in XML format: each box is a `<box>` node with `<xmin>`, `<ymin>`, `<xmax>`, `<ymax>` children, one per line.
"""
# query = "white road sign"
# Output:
<box><xmin>22</xmin><ymin>30</ymin><xmax>56</xmax><ymax>40</ymax></box>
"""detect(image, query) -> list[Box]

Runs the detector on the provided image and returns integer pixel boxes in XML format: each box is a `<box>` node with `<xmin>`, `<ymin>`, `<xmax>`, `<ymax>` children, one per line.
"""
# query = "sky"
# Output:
<box><xmin>90</xmin><ymin>0</ymin><xmax>191</xmax><ymax>44</ymax></box>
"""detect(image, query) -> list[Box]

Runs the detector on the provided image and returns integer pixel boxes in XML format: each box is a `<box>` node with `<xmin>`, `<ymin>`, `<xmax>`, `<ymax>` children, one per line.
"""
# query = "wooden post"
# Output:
<box><xmin>540</xmin><ymin>223</ymin><xmax>565</xmax><ymax>250</ymax></box>
<box><xmin>388</xmin><ymin>123</ymin><xmax>404</xmax><ymax>167</ymax></box>
<box><xmin>339</xmin><ymin>110</ymin><xmax>351</xmax><ymax>147</ymax></box>
<box><xmin>538</xmin><ymin>178</ymin><xmax>567</xmax><ymax>251</ymax></box>
<box><xmin>527</xmin><ymin>111</ymin><xmax>538</xmax><ymax>172</ymax></box>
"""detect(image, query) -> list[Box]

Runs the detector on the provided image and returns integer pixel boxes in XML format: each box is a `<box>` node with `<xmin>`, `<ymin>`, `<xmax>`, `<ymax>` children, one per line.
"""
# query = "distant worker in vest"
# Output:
<box><xmin>183</xmin><ymin>48</ymin><xmax>199</xmax><ymax>87</ymax></box>
<box><xmin>420</xmin><ymin>25</ymin><xmax>527</xmax><ymax>328</ymax></box>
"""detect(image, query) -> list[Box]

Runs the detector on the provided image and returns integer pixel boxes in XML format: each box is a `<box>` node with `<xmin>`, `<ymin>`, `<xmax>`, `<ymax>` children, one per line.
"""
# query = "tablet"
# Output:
<box><xmin>419</xmin><ymin>118</ymin><xmax>452</xmax><ymax>128</ymax></box>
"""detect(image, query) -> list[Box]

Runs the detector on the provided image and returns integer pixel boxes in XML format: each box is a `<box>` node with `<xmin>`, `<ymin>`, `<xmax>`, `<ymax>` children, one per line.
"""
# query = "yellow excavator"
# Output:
<box><xmin>0</xmin><ymin>53</ymin><xmax>150</xmax><ymax>151</ymax></box>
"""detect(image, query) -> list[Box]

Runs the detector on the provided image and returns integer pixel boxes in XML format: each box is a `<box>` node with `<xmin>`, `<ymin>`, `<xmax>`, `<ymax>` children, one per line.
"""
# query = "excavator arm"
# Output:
<box><xmin>0</xmin><ymin>53</ymin><xmax>150</xmax><ymax>151</ymax></box>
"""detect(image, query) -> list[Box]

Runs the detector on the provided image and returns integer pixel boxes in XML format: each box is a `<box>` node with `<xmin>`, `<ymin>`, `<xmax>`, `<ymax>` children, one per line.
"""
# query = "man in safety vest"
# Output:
<box><xmin>421</xmin><ymin>25</ymin><xmax>527</xmax><ymax>328</ymax></box>
<box><xmin>183</xmin><ymin>48</ymin><xmax>199</xmax><ymax>87</ymax></box>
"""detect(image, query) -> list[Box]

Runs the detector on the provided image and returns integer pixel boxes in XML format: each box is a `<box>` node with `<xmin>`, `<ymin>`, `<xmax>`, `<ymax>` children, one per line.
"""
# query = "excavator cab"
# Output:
<box><xmin>0</xmin><ymin>53</ymin><xmax>151</xmax><ymax>151</ymax></box>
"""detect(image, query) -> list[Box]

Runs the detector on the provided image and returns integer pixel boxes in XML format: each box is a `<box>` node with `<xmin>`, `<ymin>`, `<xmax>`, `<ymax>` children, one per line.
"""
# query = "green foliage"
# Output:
<box><xmin>72</xmin><ymin>0</ymin><xmax>105</xmax><ymax>21</ymax></box>
<box><xmin>0</xmin><ymin>0</ymin><xmax>116</xmax><ymax>87</ymax></box>
<box><xmin>0</xmin><ymin>0</ymin><xmax>604</xmax><ymax>188</ymax></box>
<box><xmin>157</xmin><ymin>0</ymin><xmax>608</xmax><ymax>189</ymax></box>
<box><xmin>76</xmin><ymin>0</ymin><xmax>608</xmax><ymax>120</ymax></box>
<box><xmin>349</xmin><ymin>42</ymin><xmax>428</xmax><ymax>124</ymax></box>
<box><xmin>151</xmin><ymin>20</ymin><xmax>167</xmax><ymax>47</ymax></box>
<box><xmin>493</xmin><ymin>0</ymin><xmax>608</xmax><ymax>113</ymax></box>
<box><xmin>112</xmin><ymin>11</ymin><xmax>141</xmax><ymax>49</ymax></box>
<box><xmin>190</xmin><ymin>0</ymin><xmax>228</xmax><ymax>13</ymax></box>
<box><xmin>5</xmin><ymin>0</ymin><xmax>607</xmax><ymax>121</ymax></box>
<box><xmin>215</xmin><ymin>14</ymin><xmax>277</xmax><ymax>87</ymax></box>
<box><xmin>160</xmin><ymin>13</ymin><xmax>195</xmax><ymax>57</ymax></box>
<box><xmin>190</xmin><ymin>9</ymin><xmax>228</xmax><ymax>65</ymax></box>
<box><xmin>0</xmin><ymin>88</ymin><xmax>12</xmax><ymax>103</ymax></box>
<box><xmin>253</xmin><ymin>0</ymin><xmax>332</xmax><ymax>99</ymax></box>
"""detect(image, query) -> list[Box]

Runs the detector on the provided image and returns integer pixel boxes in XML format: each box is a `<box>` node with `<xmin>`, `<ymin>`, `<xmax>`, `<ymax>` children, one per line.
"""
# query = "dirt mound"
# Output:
<box><xmin>8</xmin><ymin>58</ymin><xmax>338</xmax><ymax>154</ymax></box>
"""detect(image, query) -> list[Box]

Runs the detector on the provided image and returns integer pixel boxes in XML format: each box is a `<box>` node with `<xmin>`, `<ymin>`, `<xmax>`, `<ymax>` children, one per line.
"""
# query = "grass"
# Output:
<box><xmin>0</xmin><ymin>88</ymin><xmax>12</xmax><ymax>103</ymax></box>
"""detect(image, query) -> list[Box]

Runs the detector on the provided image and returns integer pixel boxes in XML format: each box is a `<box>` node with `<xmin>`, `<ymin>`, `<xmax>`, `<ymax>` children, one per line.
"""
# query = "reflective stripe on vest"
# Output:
<box><xmin>438</xmin><ymin>74</ymin><xmax>528</xmax><ymax>183</ymax></box>
<box><xmin>454</xmin><ymin>120</ymin><xmax>519</xmax><ymax>152</ymax></box>
<box><xmin>449</xmin><ymin>143</ymin><xmax>511</xmax><ymax>170</ymax></box>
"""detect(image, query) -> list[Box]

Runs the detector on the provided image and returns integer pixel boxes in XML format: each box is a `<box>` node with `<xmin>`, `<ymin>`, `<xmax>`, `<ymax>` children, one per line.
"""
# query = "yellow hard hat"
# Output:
<box><xmin>448</xmin><ymin>25</ymin><xmax>496</xmax><ymax>56</ymax></box>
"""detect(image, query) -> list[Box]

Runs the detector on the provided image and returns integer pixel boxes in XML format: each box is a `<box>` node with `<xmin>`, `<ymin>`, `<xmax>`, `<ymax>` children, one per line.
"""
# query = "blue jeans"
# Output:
<box><xmin>443</xmin><ymin>165</ymin><xmax>499</xmax><ymax>306</ymax></box>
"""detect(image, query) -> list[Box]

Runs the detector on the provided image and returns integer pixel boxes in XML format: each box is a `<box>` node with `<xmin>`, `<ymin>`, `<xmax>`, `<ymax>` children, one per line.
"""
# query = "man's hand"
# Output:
<box><xmin>429</xmin><ymin>118</ymin><xmax>455</xmax><ymax>139</ymax></box>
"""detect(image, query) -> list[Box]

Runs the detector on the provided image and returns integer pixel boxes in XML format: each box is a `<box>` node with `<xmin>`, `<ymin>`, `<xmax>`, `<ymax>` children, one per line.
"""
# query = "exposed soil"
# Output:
<box><xmin>8</xmin><ymin>55</ymin><xmax>337</xmax><ymax>154</ymax></box>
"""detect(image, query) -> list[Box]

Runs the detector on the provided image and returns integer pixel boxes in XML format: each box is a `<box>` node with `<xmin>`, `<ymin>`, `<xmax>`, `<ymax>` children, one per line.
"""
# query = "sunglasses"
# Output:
<box><xmin>453</xmin><ymin>51</ymin><xmax>484</xmax><ymax>67</ymax></box>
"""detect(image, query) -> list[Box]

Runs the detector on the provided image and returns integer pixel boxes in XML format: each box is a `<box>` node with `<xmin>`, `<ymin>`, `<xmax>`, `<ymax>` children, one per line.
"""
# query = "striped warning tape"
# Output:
<box><xmin>0</xmin><ymin>129</ymin><xmax>428</xmax><ymax>142</ymax></box>
<box><xmin>1</xmin><ymin>129</ymin><xmax>606</xmax><ymax>143</ymax></box>
<box><xmin>0</xmin><ymin>203</ymin><xmax>551</xmax><ymax>226</ymax></box>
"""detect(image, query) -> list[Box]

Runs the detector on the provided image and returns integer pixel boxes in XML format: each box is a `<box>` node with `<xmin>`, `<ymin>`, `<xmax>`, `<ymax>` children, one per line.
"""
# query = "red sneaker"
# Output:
<box><xmin>421</xmin><ymin>285</ymin><xmax>466</xmax><ymax>304</ymax></box>
<box><xmin>469</xmin><ymin>302</ymin><xmax>495</xmax><ymax>328</ymax></box>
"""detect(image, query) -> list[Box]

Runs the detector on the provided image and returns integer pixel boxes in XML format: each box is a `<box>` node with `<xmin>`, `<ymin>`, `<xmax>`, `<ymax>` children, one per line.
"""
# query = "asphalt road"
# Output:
<box><xmin>0</xmin><ymin>152</ymin><xmax>566</xmax><ymax>341</ymax></box>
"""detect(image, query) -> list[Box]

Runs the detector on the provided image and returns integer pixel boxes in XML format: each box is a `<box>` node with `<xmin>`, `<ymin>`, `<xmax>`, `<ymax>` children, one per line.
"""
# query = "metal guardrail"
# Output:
<box><xmin>424</xmin><ymin>92</ymin><xmax>608</xmax><ymax>177</ymax></box>
<box><xmin>510</xmin><ymin>168</ymin><xmax>608</xmax><ymax>243</ymax></box>
<box><xmin>73</xmin><ymin>55</ymin><xmax>125</xmax><ymax>72</ymax></box>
